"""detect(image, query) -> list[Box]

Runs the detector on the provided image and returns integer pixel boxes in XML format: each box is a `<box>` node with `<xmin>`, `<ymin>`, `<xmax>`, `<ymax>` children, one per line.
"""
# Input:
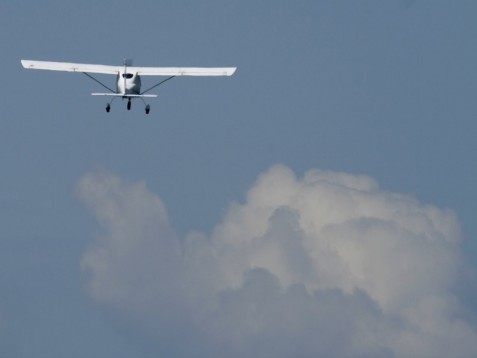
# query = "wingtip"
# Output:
<box><xmin>20</xmin><ymin>59</ymin><xmax>34</xmax><ymax>69</ymax></box>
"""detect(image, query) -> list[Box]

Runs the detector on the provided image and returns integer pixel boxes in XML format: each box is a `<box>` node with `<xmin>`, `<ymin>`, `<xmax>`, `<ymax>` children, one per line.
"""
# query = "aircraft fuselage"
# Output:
<box><xmin>117</xmin><ymin>72</ymin><xmax>142</xmax><ymax>96</ymax></box>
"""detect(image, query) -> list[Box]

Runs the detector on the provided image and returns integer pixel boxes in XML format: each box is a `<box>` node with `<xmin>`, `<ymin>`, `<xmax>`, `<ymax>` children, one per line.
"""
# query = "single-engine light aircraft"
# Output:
<box><xmin>21</xmin><ymin>59</ymin><xmax>236</xmax><ymax>114</ymax></box>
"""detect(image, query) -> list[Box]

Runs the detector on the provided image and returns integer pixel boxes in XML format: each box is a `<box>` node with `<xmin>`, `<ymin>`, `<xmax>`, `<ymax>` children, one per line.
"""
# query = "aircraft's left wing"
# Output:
<box><xmin>21</xmin><ymin>60</ymin><xmax>120</xmax><ymax>74</ymax></box>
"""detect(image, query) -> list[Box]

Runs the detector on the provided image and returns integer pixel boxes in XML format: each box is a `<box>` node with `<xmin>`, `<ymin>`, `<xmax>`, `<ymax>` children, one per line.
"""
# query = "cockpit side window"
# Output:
<box><xmin>122</xmin><ymin>73</ymin><xmax>134</xmax><ymax>79</ymax></box>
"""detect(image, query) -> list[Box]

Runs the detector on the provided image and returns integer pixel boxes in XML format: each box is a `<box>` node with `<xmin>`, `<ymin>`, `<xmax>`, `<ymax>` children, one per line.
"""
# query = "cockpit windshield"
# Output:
<box><xmin>122</xmin><ymin>73</ymin><xmax>134</xmax><ymax>79</ymax></box>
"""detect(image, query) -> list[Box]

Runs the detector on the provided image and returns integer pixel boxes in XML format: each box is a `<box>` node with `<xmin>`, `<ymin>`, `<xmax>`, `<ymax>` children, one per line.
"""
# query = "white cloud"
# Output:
<box><xmin>76</xmin><ymin>170</ymin><xmax>182</xmax><ymax>312</ymax></box>
<box><xmin>76</xmin><ymin>165</ymin><xmax>477</xmax><ymax>357</ymax></box>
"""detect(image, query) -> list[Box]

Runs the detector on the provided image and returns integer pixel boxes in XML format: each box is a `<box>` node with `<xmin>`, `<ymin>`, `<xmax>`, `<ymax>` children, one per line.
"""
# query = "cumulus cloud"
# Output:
<box><xmin>77</xmin><ymin>170</ymin><xmax>183</xmax><ymax>310</ymax></box>
<box><xmin>76</xmin><ymin>164</ymin><xmax>477</xmax><ymax>357</ymax></box>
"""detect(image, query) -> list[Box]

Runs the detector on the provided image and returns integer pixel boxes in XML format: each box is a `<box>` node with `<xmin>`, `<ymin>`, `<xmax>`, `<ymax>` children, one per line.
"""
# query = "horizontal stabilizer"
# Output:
<box><xmin>91</xmin><ymin>93</ymin><xmax>158</xmax><ymax>98</ymax></box>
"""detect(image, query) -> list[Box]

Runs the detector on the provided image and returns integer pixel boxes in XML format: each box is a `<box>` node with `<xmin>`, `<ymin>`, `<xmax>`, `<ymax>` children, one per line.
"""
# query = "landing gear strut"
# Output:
<box><xmin>105</xmin><ymin>99</ymin><xmax>150</xmax><ymax>114</ymax></box>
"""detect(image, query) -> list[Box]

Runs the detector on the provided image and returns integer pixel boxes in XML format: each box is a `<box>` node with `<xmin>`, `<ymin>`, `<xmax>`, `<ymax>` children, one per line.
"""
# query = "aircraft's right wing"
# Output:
<box><xmin>132</xmin><ymin>66</ymin><xmax>237</xmax><ymax>76</ymax></box>
<box><xmin>21</xmin><ymin>60</ymin><xmax>120</xmax><ymax>74</ymax></box>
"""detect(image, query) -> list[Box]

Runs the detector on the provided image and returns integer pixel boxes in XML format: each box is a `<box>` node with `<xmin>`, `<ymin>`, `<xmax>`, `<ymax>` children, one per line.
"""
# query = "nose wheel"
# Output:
<box><xmin>145</xmin><ymin>105</ymin><xmax>150</xmax><ymax>114</ymax></box>
<box><xmin>106</xmin><ymin>103</ymin><xmax>111</xmax><ymax>112</ymax></box>
<box><xmin>127</xmin><ymin>98</ymin><xmax>131</xmax><ymax>110</ymax></box>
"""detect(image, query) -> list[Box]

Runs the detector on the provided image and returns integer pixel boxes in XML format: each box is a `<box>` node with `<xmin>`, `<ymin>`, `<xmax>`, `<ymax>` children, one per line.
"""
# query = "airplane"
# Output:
<box><xmin>21</xmin><ymin>59</ymin><xmax>236</xmax><ymax>114</ymax></box>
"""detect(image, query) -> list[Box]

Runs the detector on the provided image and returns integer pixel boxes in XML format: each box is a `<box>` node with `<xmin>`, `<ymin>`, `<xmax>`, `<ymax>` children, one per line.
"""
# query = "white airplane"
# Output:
<box><xmin>21</xmin><ymin>59</ymin><xmax>236</xmax><ymax>114</ymax></box>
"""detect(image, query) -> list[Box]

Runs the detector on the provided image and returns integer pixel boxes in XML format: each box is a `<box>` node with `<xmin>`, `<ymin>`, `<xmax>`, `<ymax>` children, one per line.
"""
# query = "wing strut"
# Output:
<box><xmin>82</xmin><ymin>72</ymin><xmax>116</xmax><ymax>93</ymax></box>
<box><xmin>140</xmin><ymin>76</ymin><xmax>176</xmax><ymax>95</ymax></box>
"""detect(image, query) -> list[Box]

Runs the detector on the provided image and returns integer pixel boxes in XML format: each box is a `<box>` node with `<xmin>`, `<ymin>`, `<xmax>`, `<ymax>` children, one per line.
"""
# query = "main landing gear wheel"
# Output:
<box><xmin>145</xmin><ymin>105</ymin><xmax>150</xmax><ymax>114</ymax></box>
<box><xmin>127</xmin><ymin>99</ymin><xmax>131</xmax><ymax>110</ymax></box>
<box><xmin>106</xmin><ymin>103</ymin><xmax>111</xmax><ymax>112</ymax></box>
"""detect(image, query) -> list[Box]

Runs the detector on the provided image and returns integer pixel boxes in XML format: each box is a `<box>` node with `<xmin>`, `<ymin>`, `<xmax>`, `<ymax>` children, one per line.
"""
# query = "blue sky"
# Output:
<box><xmin>1</xmin><ymin>1</ymin><xmax>477</xmax><ymax>357</ymax></box>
